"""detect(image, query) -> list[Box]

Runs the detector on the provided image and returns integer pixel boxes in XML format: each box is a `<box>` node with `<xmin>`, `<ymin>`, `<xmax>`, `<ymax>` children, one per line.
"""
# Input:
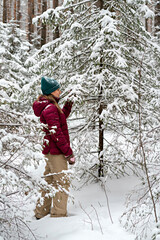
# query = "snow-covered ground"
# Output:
<box><xmin>30</xmin><ymin>176</ymin><xmax>139</xmax><ymax>240</ymax></box>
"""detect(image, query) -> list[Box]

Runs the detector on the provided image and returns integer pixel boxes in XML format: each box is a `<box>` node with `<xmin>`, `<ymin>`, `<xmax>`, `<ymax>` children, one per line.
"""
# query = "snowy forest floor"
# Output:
<box><xmin>28</xmin><ymin>175</ymin><xmax>140</xmax><ymax>240</ymax></box>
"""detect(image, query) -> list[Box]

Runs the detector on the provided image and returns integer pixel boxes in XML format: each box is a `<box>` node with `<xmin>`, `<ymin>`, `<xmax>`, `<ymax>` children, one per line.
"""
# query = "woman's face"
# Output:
<box><xmin>51</xmin><ymin>88</ymin><xmax>61</xmax><ymax>98</ymax></box>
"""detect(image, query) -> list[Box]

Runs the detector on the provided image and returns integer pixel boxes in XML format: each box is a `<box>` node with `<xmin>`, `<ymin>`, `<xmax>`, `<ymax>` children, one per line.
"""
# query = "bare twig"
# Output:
<box><xmin>0</xmin><ymin>139</ymin><xmax>26</xmax><ymax>167</ymax></box>
<box><xmin>17</xmin><ymin>217</ymin><xmax>38</xmax><ymax>240</ymax></box>
<box><xmin>100</xmin><ymin>182</ymin><xmax>114</xmax><ymax>224</ymax></box>
<box><xmin>0</xmin><ymin>123</ymin><xmax>22</xmax><ymax>127</ymax></box>
<box><xmin>85</xmin><ymin>169</ymin><xmax>114</xmax><ymax>224</ymax></box>
<box><xmin>79</xmin><ymin>202</ymin><xmax>94</xmax><ymax>230</ymax></box>
<box><xmin>91</xmin><ymin>204</ymin><xmax>103</xmax><ymax>234</ymax></box>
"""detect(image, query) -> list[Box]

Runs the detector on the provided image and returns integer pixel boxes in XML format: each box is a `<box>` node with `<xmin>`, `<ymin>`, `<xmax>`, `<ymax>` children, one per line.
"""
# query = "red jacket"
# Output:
<box><xmin>33</xmin><ymin>97</ymin><xmax>73</xmax><ymax>156</ymax></box>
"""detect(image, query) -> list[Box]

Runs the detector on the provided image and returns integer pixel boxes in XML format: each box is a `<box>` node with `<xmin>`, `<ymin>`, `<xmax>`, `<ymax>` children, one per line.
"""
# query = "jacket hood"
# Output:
<box><xmin>32</xmin><ymin>97</ymin><xmax>51</xmax><ymax>117</ymax></box>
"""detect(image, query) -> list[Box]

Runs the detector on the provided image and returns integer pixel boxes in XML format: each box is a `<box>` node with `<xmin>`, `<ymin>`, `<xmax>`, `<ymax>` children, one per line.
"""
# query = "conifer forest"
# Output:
<box><xmin>0</xmin><ymin>0</ymin><xmax>160</xmax><ymax>240</ymax></box>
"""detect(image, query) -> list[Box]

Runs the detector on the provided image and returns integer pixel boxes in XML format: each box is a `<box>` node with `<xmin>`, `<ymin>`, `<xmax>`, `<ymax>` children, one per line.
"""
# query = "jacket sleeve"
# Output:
<box><xmin>42</xmin><ymin>104</ymin><xmax>72</xmax><ymax>156</ymax></box>
<box><xmin>62</xmin><ymin>100</ymin><xmax>73</xmax><ymax>119</ymax></box>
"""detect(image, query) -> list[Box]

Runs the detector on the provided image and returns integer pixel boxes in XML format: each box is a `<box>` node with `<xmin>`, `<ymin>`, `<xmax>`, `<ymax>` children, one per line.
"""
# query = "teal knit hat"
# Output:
<box><xmin>41</xmin><ymin>76</ymin><xmax>60</xmax><ymax>95</ymax></box>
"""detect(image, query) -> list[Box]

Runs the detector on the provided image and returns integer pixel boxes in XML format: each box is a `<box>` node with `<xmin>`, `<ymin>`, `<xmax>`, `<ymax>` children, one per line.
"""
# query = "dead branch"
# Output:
<box><xmin>79</xmin><ymin>202</ymin><xmax>94</xmax><ymax>230</ymax></box>
<box><xmin>91</xmin><ymin>204</ymin><xmax>103</xmax><ymax>234</ymax></box>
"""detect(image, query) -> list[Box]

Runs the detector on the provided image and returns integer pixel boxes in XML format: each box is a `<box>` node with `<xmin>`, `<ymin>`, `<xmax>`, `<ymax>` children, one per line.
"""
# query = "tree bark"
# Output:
<box><xmin>53</xmin><ymin>0</ymin><xmax>59</xmax><ymax>39</ymax></box>
<box><xmin>53</xmin><ymin>0</ymin><xmax>58</xmax><ymax>8</ymax></box>
<box><xmin>36</xmin><ymin>0</ymin><xmax>42</xmax><ymax>47</ymax></box>
<box><xmin>7</xmin><ymin>0</ymin><xmax>12</xmax><ymax>22</ymax></box>
<box><xmin>95</xmin><ymin>0</ymin><xmax>103</xmax><ymax>9</ymax></box>
<box><xmin>145</xmin><ymin>18</ymin><xmax>152</xmax><ymax>33</ymax></box>
<box><xmin>28</xmin><ymin>0</ymin><xmax>35</xmax><ymax>43</ymax></box>
<box><xmin>98</xmin><ymin>0</ymin><xmax>104</xmax><ymax>178</ymax></box>
<box><xmin>41</xmin><ymin>0</ymin><xmax>47</xmax><ymax>46</ymax></box>
<box><xmin>145</xmin><ymin>2</ymin><xmax>152</xmax><ymax>33</ymax></box>
<box><xmin>155</xmin><ymin>0</ymin><xmax>160</xmax><ymax>37</ymax></box>
<box><xmin>14</xmin><ymin>0</ymin><xmax>17</xmax><ymax>22</ymax></box>
<box><xmin>38</xmin><ymin>0</ymin><xmax>42</xmax><ymax>14</ymax></box>
<box><xmin>3</xmin><ymin>0</ymin><xmax>7</xmax><ymax>23</ymax></box>
<box><xmin>17</xmin><ymin>0</ymin><xmax>21</xmax><ymax>27</ymax></box>
<box><xmin>98</xmin><ymin>87</ymin><xmax>104</xmax><ymax>177</ymax></box>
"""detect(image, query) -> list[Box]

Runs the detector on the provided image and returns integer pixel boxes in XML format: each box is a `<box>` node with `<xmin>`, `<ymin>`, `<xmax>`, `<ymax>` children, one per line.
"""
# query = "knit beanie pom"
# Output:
<box><xmin>41</xmin><ymin>76</ymin><xmax>60</xmax><ymax>95</ymax></box>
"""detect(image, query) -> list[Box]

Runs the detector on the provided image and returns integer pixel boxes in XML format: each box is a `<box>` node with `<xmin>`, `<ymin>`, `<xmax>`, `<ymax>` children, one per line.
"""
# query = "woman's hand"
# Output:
<box><xmin>66</xmin><ymin>99</ymin><xmax>73</xmax><ymax>106</ymax></box>
<box><xmin>65</xmin><ymin>154</ymin><xmax>75</xmax><ymax>165</ymax></box>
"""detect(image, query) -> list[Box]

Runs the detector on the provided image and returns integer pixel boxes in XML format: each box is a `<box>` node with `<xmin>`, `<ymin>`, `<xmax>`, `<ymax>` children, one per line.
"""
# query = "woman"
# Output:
<box><xmin>33</xmin><ymin>76</ymin><xmax>75</xmax><ymax>219</ymax></box>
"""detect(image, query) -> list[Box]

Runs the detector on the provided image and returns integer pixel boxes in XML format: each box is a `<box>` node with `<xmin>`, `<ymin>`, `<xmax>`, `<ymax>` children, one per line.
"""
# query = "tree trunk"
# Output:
<box><xmin>17</xmin><ymin>0</ymin><xmax>21</xmax><ymax>27</ymax></box>
<box><xmin>155</xmin><ymin>0</ymin><xmax>160</xmax><ymax>37</ymax></box>
<box><xmin>53</xmin><ymin>0</ymin><xmax>58</xmax><ymax>8</ymax></box>
<box><xmin>3</xmin><ymin>0</ymin><xmax>7</xmax><ymax>23</ymax></box>
<box><xmin>98</xmin><ymin>0</ymin><xmax>104</xmax><ymax>178</ymax></box>
<box><xmin>14</xmin><ymin>0</ymin><xmax>17</xmax><ymax>22</ymax></box>
<box><xmin>28</xmin><ymin>0</ymin><xmax>35</xmax><ymax>43</ymax></box>
<box><xmin>145</xmin><ymin>19</ymin><xmax>149</xmax><ymax>32</ymax></box>
<box><xmin>36</xmin><ymin>0</ymin><xmax>42</xmax><ymax>47</ymax></box>
<box><xmin>95</xmin><ymin>0</ymin><xmax>103</xmax><ymax>9</ymax></box>
<box><xmin>145</xmin><ymin>2</ymin><xmax>153</xmax><ymax>33</ymax></box>
<box><xmin>41</xmin><ymin>0</ymin><xmax>47</xmax><ymax>46</ymax></box>
<box><xmin>98</xmin><ymin>87</ymin><xmax>104</xmax><ymax>177</ymax></box>
<box><xmin>7</xmin><ymin>0</ymin><xmax>12</xmax><ymax>22</ymax></box>
<box><xmin>53</xmin><ymin>0</ymin><xmax>59</xmax><ymax>39</ymax></box>
<box><xmin>38</xmin><ymin>0</ymin><xmax>42</xmax><ymax>14</ymax></box>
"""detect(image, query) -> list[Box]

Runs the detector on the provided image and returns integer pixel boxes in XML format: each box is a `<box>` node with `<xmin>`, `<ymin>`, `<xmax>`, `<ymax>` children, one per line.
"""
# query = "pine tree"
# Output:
<box><xmin>28</xmin><ymin>2</ymin><xmax>160</xmax><ymax>237</ymax></box>
<box><xmin>30</xmin><ymin>0</ymin><xmax>159</xmax><ymax>176</ymax></box>
<box><xmin>0</xmin><ymin>22</ymin><xmax>53</xmax><ymax>240</ymax></box>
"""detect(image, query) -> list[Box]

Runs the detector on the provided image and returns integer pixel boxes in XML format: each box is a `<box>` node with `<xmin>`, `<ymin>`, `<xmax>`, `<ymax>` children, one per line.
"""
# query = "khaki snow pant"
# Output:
<box><xmin>34</xmin><ymin>154</ymin><xmax>70</xmax><ymax>218</ymax></box>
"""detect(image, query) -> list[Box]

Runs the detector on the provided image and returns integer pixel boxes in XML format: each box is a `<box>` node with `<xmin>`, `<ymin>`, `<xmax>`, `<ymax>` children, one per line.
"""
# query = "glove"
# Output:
<box><xmin>66</xmin><ymin>99</ymin><xmax>73</xmax><ymax>106</ymax></box>
<box><xmin>65</xmin><ymin>154</ymin><xmax>75</xmax><ymax>165</ymax></box>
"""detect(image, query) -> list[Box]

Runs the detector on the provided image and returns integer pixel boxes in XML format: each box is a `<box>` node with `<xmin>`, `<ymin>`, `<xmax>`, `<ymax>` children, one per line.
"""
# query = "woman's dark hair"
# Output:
<box><xmin>37</xmin><ymin>94</ymin><xmax>63</xmax><ymax>114</ymax></box>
